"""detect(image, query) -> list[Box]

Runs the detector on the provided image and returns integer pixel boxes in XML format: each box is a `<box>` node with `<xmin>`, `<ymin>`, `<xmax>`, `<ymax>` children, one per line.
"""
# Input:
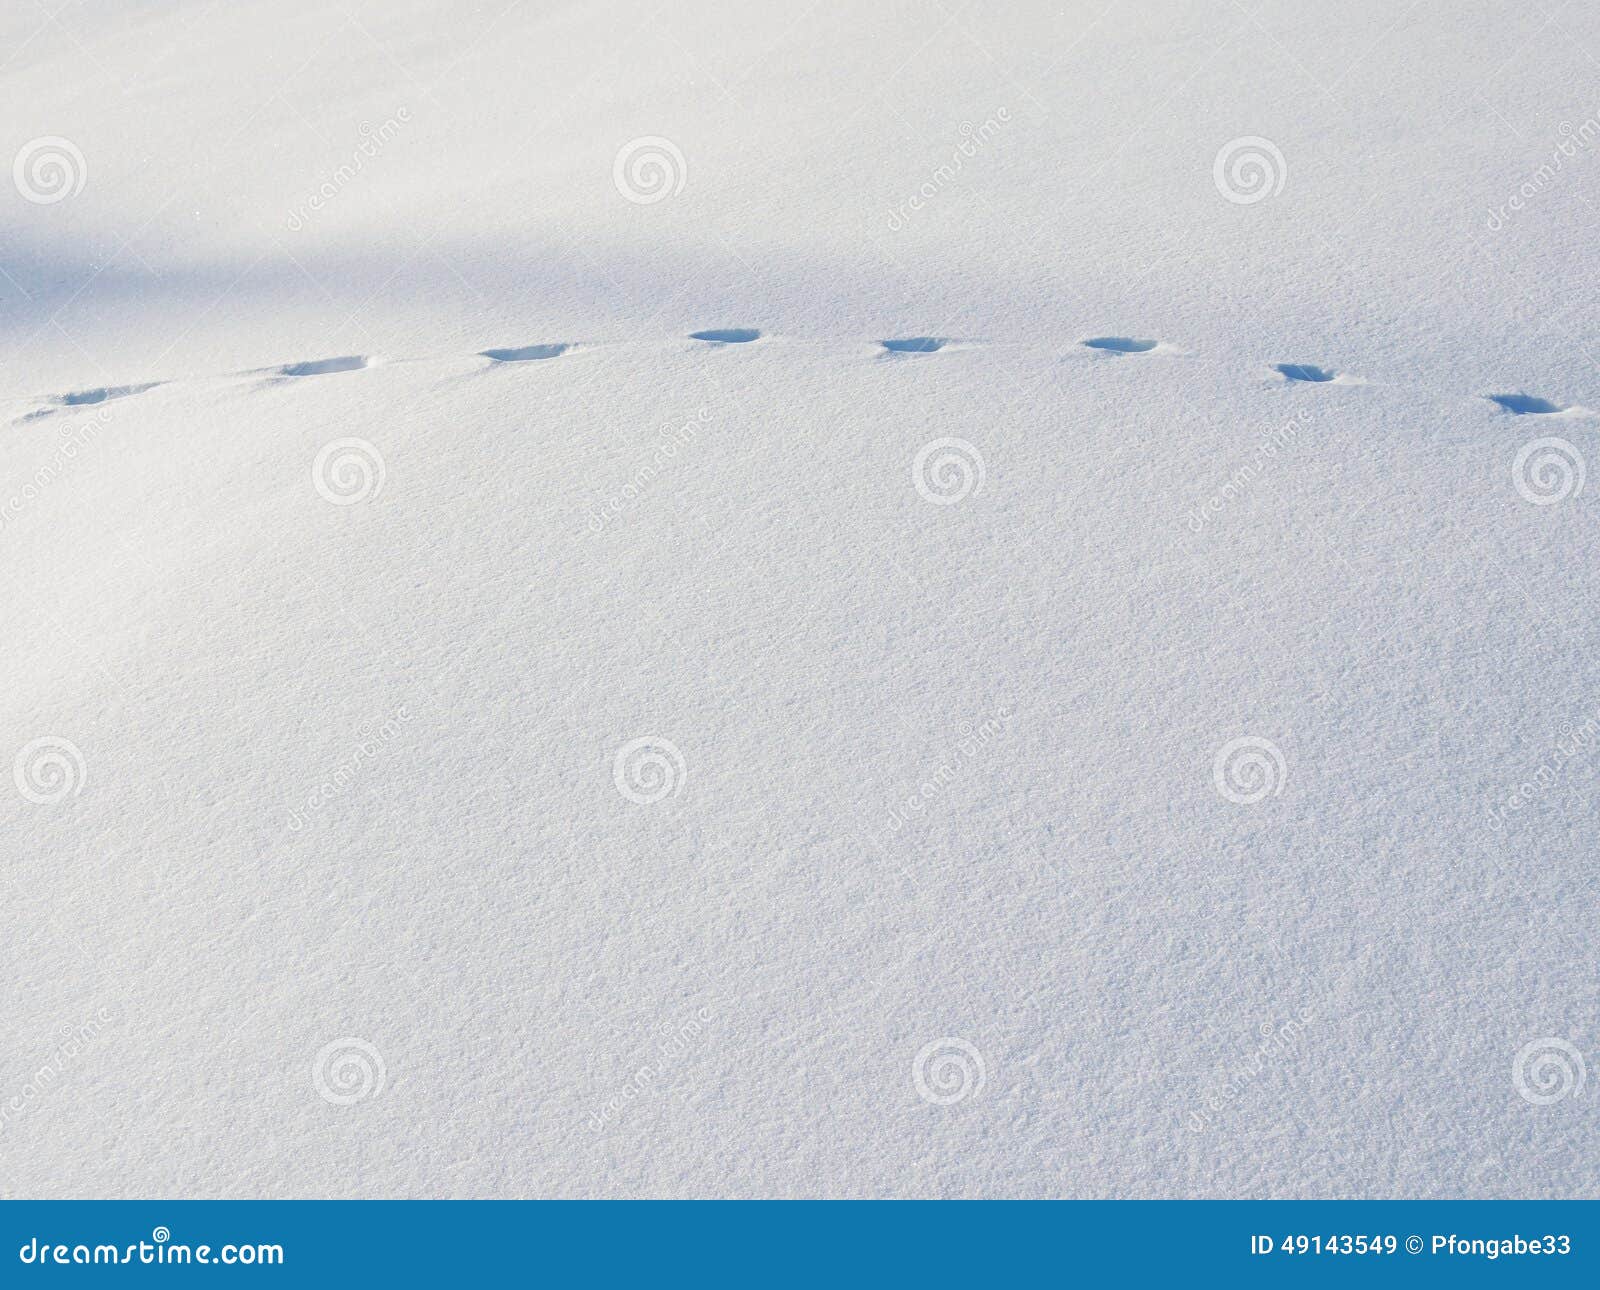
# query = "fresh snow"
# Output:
<box><xmin>1</xmin><ymin>0</ymin><xmax>1597</xmax><ymax>1198</ymax></box>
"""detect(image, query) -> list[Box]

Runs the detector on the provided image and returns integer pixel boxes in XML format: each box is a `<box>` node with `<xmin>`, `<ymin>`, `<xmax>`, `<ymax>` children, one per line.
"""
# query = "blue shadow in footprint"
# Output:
<box><xmin>61</xmin><ymin>383</ymin><xmax>159</xmax><ymax>406</ymax></box>
<box><xmin>1275</xmin><ymin>363</ymin><xmax>1337</xmax><ymax>383</ymax></box>
<box><xmin>481</xmin><ymin>344</ymin><xmax>568</xmax><ymax>362</ymax></box>
<box><xmin>881</xmin><ymin>337</ymin><xmax>946</xmax><ymax>353</ymax></box>
<box><xmin>1083</xmin><ymin>337</ymin><xmax>1157</xmax><ymax>354</ymax></box>
<box><xmin>690</xmin><ymin>329</ymin><xmax>762</xmax><ymax>344</ymax></box>
<box><xmin>1487</xmin><ymin>393</ymin><xmax>1563</xmax><ymax>414</ymax></box>
<box><xmin>277</xmin><ymin>356</ymin><xmax>369</xmax><ymax>377</ymax></box>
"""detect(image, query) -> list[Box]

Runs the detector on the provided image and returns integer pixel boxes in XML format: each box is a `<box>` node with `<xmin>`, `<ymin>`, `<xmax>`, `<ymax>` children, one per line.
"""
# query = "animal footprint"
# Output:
<box><xmin>1486</xmin><ymin>393</ymin><xmax>1565</xmax><ymax>415</ymax></box>
<box><xmin>21</xmin><ymin>383</ymin><xmax>160</xmax><ymax>419</ymax></box>
<box><xmin>1274</xmin><ymin>363</ymin><xmax>1338</xmax><ymax>383</ymax></box>
<box><xmin>62</xmin><ymin>383</ymin><xmax>160</xmax><ymax>405</ymax></box>
<box><xmin>275</xmin><ymin>356</ymin><xmax>370</xmax><ymax>377</ymax></box>
<box><xmin>1083</xmin><ymin>337</ymin><xmax>1158</xmax><ymax>354</ymax></box>
<box><xmin>481</xmin><ymin>344</ymin><xmax>569</xmax><ymax>362</ymax></box>
<box><xmin>880</xmin><ymin>337</ymin><xmax>946</xmax><ymax>354</ymax></box>
<box><xmin>690</xmin><ymin>329</ymin><xmax>762</xmax><ymax>344</ymax></box>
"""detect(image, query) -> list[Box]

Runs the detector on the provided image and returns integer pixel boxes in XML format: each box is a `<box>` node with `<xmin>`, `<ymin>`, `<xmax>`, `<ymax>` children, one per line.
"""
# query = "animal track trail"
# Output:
<box><xmin>10</xmin><ymin>332</ymin><xmax>1591</xmax><ymax>430</ymax></box>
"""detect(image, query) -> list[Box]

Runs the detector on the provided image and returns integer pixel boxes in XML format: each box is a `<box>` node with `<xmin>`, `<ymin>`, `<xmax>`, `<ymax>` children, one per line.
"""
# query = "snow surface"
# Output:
<box><xmin>2</xmin><ymin>0</ymin><xmax>1597</xmax><ymax>1198</ymax></box>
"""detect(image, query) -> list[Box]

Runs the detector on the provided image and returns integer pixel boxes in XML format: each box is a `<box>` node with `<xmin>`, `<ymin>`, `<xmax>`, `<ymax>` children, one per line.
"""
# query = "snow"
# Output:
<box><xmin>2</xmin><ymin>0</ymin><xmax>1597</xmax><ymax>1198</ymax></box>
